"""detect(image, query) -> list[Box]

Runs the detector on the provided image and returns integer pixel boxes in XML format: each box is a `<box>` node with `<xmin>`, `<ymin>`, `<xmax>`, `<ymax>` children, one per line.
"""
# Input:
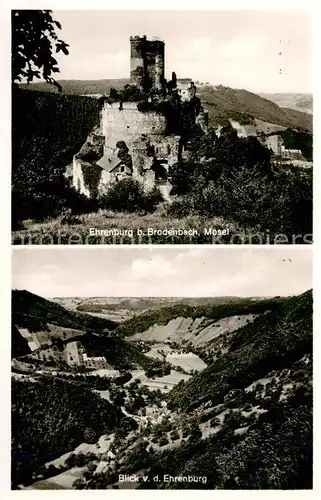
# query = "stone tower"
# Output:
<box><xmin>130</xmin><ymin>35</ymin><xmax>165</xmax><ymax>92</ymax></box>
<box><xmin>130</xmin><ymin>36</ymin><xmax>145</xmax><ymax>89</ymax></box>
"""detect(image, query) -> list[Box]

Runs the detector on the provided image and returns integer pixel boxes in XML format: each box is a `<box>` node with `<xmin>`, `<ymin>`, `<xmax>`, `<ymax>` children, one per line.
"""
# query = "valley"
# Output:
<box><xmin>11</xmin><ymin>289</ymin><xmax>312</xmax><ymax>489</ymax></box>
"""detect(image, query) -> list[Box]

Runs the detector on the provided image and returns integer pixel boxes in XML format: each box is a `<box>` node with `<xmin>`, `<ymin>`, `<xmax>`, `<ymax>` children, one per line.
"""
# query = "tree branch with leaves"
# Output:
<box><xmin>12</xmin><ymin>10</ymin><xmax>69</xmax><ymax>91</ymax></box>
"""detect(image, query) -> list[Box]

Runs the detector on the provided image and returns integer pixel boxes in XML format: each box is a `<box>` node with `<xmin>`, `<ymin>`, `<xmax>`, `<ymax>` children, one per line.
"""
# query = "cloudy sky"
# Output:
<box><xmin>12</xmin><ymin>247</ymin><xmax>312</xmax><ymax>298</ymax></box>
<box><xmin>51</xmin><ymin>9</ymin><xmax>312</xmax><ymax>93</ymax></box>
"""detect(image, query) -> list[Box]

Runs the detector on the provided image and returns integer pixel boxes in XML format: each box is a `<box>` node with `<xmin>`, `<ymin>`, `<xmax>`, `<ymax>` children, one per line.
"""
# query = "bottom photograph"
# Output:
<box><xmin>11</xmin><ymin>247</ymin><xmax>313</xmax><ymax>490</ymax></box>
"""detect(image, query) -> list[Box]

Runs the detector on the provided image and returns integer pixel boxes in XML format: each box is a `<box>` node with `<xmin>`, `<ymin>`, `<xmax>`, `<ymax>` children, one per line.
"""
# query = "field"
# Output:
<box><xmin>125</xmin><ymin>369</ymin><xmax>191</xmax><ymax>393</ymax></box>
<box><xmin>129</xmin><ymin>314</ymin><xmax>257</xmax><ymax>347</ymax></box>
<box><xmin>145</xmin><ymin>344</ymin><xmax>207</xmax><ymax>373</ymax></box>
<box><xmin>12</xmin><ymin>210</ymin><xmax>295</xmax><ymax>245</ymax></box>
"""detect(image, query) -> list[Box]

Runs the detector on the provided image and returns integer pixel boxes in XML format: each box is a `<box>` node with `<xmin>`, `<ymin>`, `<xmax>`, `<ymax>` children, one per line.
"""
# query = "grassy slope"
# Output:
<box><xmin>12</xmin><ymin>289</ymin><xmax>117</xmax><ymax>332</ymax></box>
<box><xmin>168</xmin><ymin>289</ymin><xmax>312</xmax><ymax>410</ymax></box>
<box><xmin>116</xmin><ymin>296</ymin><xmax>289</xmax><ymax>338</ymax></box>
<box><xmin>198</xmin><ymin>86</ymin><xmax>312</xmax><ymax>132</ymax></box>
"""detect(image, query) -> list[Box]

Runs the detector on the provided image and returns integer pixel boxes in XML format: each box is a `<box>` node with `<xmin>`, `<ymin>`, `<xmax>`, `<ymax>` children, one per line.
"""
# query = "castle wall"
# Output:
<box><xmin>101</xmin><ymin>102</ymin><xmax>167</xmax><ymax>151</ymax></box>
<box><xmin>72</xmin><ymin>157</ymin><xmax>93</xmax><ymax>197</ymax></box>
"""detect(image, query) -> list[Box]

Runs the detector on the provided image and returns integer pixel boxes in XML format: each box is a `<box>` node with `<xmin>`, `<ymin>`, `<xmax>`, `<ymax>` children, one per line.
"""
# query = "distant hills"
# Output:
<box><xmin>12</xmin><ymin>289</ymin><xmax>155</xmax><ymax>370</ymax></box>
<box><xmin>259</xmin><ymin>93</ymin><xmax>313</xmax><ymax>115</ymax></box>
<box><xmin>19</xmin><ymin>80</ymin><xmax>313</xmax><ymax>133</ymax></box>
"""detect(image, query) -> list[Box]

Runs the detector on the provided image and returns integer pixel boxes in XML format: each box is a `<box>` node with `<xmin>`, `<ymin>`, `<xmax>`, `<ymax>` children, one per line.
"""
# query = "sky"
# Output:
<box><xmin>51</xmin><ymin>10</ymin><xmax>313</xmax><ymax>93</ymax></box>
<box><xmin>12</xmin><ymin>247</ymin><xmax>312</xmax><ymax>298</ymax></box>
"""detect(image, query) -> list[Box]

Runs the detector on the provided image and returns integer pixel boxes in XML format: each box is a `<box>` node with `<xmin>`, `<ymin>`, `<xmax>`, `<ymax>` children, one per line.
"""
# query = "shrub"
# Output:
<box><xmin>165</xmin><ymin>195</ymin><xmax>196</xmax><ymax>218</ymax></box>
<box><xmin>100</xmin><ymin>178</ymin><xmax>162</xmax><ymax>213</ymax></box>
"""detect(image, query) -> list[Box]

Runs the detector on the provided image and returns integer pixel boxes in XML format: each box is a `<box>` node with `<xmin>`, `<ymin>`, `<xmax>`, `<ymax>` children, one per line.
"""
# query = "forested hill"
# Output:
<box><xmin>19</xmin><ymin>81</ymin><xmax>312</xmax><ymax>132</ymax></box>
<box><xmin>115</xmin><ymin>296</ymin><xmax>289</xmax><ymax>338</ymax></box>
<box><xmin>12</xmin><ymin>289</ymin><xmax>117</xmax><ymax>333</ymax></box>
<box><xmin>19</xmin><ymin>78</ymin><xmax>130</xmax><ymax>95</ymax></box>
<box><xmin>168</xmin><ymin>289</ymin><xmax>312</xmax><ymax>411</ymax></box>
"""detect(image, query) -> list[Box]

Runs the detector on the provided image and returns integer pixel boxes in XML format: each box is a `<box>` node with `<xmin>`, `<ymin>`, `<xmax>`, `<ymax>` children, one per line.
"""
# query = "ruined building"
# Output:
<box><xmin>72</xmin><ymin>35</ymin><xmax>208</xmax><ymax>201</ymax></box>
<box><xmin>130</xmin><ymin>35</ymin><xmax>165</xmax><ymax>92</ymax></box>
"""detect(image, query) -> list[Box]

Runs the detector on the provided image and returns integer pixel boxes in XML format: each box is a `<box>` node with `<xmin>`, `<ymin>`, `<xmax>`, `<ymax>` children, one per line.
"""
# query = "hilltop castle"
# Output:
<box><xmin>72</xmin><ymin>35</ymin><xmax>208</xmax><ymax>200</ymax></box>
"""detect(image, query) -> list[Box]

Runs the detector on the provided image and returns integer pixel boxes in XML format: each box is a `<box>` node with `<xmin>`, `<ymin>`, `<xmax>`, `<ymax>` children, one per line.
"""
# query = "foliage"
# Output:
<box><xmin>279</xmin><ymin>128</ymin><xmax>313</xmax><ymax>161</ymax></box>
<box><xmin>168</xmin><ymin>290</ymin><xmax>312</xmax><ymax>411</ymax></box>
<box><xmin>12</xmin><ymin>88</ymin><xmax>101</xmax><ymax>226</ymax></box>
<box><xmin>100</xmin><ymin>178</ymin><xmax>163</xmax><ymax>213</ymax></box>
<box><xmin>12</xmin><ymin>10</ymin><xmax>69</xmax><ymax>90</ymax></box>
<box><xmin>11</xmin><ymin>377</ymin><xmax>122</xmax><ymax>488</ymax></box>
<box><xmin>167</xmin><ymin>131</ymin><xmax>312</xmax><ymax>238</ymax></box>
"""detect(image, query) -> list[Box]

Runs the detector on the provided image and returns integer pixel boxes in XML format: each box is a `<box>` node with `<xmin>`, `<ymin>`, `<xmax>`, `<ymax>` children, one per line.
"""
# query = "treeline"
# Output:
<box><xmin>198</xmin><ymin>85</ymin><xmax>312</xmax><ymax>132</ymax></box>
<box><xmin>12</xmin><ymin>88</ymin><xmax>101</xmax><ymax>227</ymax></box>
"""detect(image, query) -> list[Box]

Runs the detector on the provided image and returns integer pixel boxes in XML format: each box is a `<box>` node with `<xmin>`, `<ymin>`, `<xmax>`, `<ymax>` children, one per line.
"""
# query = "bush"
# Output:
<box><xmin>165</xmin><ymin>195</ymin><xmax>196</xmax><ymax>218</ymax></box>
<box><xmin>100</xmin><ymin>178</ymin><xmax>162</xmax><ymax>213</ymax></box>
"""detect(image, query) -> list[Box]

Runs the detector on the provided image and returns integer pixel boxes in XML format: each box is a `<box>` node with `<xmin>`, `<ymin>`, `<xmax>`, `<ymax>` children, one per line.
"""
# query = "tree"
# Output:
<box><xmin>12</xmin><ymin>10</ymin><xmax>69</xmax><ymax>90</ymax></box>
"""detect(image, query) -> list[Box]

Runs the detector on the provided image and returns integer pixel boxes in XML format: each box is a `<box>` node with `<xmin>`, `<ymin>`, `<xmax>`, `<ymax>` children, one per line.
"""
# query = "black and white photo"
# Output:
<box><xmin>11</xmin><ymin>10</ymin><xmax>313</xmax><ymax>244</ymax></box>
<box><xmin>11</xmin><ymin>247</ymin><xmax>313</xmax><ymax>489</ymax></box>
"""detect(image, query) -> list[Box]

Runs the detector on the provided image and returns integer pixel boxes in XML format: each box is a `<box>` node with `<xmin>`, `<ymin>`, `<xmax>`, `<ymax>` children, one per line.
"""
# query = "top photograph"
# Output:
<box><xmin>11</xmin><ymin>10</ymin><xmax>313</xmax><ymax>245</ymax></box>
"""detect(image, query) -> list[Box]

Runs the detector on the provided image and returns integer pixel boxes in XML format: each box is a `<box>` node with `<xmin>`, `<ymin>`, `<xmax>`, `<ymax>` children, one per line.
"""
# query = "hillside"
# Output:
<box><xmin>19</xmin><ymin>79</ymin><xmax>130</xmax><ymax>95</ymax></box>
<box><xmin>115</xmin><ymin>296</ymin><xmax>288</xmax><ymax>339</ymax></box>
<box><xmin>12</xmin><ymin>88</ymin><xmax>101</xmax><ymax>225</ymax></box>
<box><xmin>12</xmin><ymin>289</ymin><xmax>117</xmax><ymax>333</ymax></box>
<box><xmin>197</xmin><ymin>85</ymin><xmax>312</xmax><ymax>132</ymax></box>
<box><xmin>168</xmin><ymin>289</ymin><xmax>312</xmax><ymax>410</ymax></box>
<box><xmin>19</xmin><ymin>81</ymin><xmax>312</xmax><ymax>133</ymax></box>
<box><xmin>12</xmin><ymin>289</ymin><xmax>156</xmax><ymax>372</ymax></box>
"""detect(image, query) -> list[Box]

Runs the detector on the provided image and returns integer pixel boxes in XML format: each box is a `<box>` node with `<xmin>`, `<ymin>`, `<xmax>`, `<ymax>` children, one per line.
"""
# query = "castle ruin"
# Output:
<box><xmin>72</xmin><ymin>35</ymin><xmax>208</xmax><ymax>201</ymax></box>
<box><xmin>130</xmin><ymin>35</ymin><xmax>165</xmax><ymax>92</ymax></box>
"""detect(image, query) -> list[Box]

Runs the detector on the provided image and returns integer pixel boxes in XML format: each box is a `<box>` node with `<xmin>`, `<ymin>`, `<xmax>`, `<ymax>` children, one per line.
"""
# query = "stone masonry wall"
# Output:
<box><xmin>101</xmin><ymin>102</ymin><xmax>167</xmax><ymax>151</ymax></box>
